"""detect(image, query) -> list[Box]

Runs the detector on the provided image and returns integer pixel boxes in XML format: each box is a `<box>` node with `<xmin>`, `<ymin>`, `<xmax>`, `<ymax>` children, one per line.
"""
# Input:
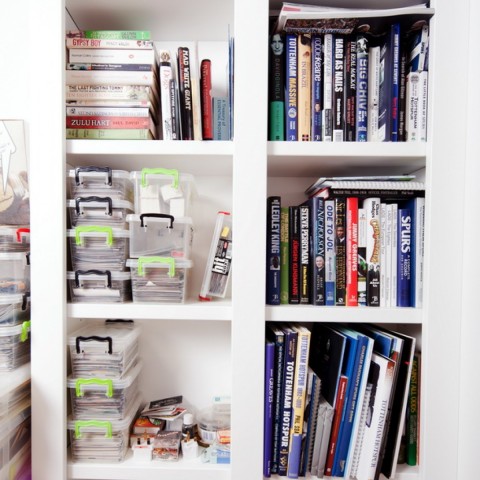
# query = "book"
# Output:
<box><xmin>65</xmin><ymin>84</ymin><xmax>156</xmax><ymax>101</ymax></box>
<box><xmin>355</xmin><ymin>34</ymin><xmax>369</xmax><ymax>141</ymax></box>
<box><xmin>66</xmin><ymin>30</ymin><xmax>151</xmax><ymax>40</ymax></box>
<box><xmin>264</xmin><ymin>340</ymin><xmax>275</xmax><ymax>477</ymax></box>
<box><xmin>66</xmin><ymin>62</ymin><xmax>155</xmax><ymax>72</ymax></box>
<box><xmin>377</xmin><ymin>29</ymin><xmax>393</xmax><ymax>142</ymax></box>
<box><xmin>406</xmin><ymin>353</ymin><xmax>419</xmax><ymax>466</ymax></box>
<box><xmin>367</xmin><ymin>45</ymin><xmax>380</xmax><ymax>141</ymax></box>
<box><xmin>68</xmin><ymin>48</ymin><xmax>157</xmax><ymax>65</ymax></box>
<box><xmin>334</xmin><ymin>197</ymin><xmax>347</xmax><ymax>306</ymax></box>
<box><xmin>346</xmin><ymin>197</ymin><xmax>358</xmax><ymax>306</ymax></box>
<box><xmin>405</xmin><ymin>71</ymin><xmax>421</xmax><ymax>141</ymax></box>
<box><xmin>66</xmin><ymin>115</ymin><xmax>153</xmax><ymax>129</ymax></box>
<box><xmin>278</xmin><ymin>326</ymin><xmax>298</xmax><ymax>476</ymax></box>
<box><xmin>311</xmin><ymin>396</ymin><xmax>334</xmax><ymax>478</ymax></box>
<box><xmin>385</xmin><ymin>203</ymin><xmax>394</xmax><ymax>307</ymax></box>
<box><xmin>65</xmin><ymin>128</ymin><xmax>154</xmax><ymax>139</ymax></box>
<box><xmin>308</xmin><ymin>196</ymin><xmax>325</xmax><ymax>305</ymax></box>
<box><xmin>267</xmin><ymin>325</ymin><xmax>286</xmax><ymax>474</ymax></box>
<box><xmin>66</xmin><ymin>105</ymin><xmax>151</xmax><ymax>117</ymax></box>
<box><xmin>332</xmin><ymin>34</ymin><xmax>345</xmax><ymax>142</ymax></box>
<box><xmin>357</xmin><ymin>207</ymin><xmax>367</xmax><ymax>306</ymax></box>
<box><xmin>288</xmin><ymin>205</ymin><xmax>300</xmax><ymax>304</ymax></box>
<box><xmin>390</xmin><ymin>23</ymin><xmax>401</xmax><ymax>141</ymax></box>
<box><xmin>159</xmin><ymin>50</ymin><xmax>174</xmax><ymax>140</ymax></box>
<box><xmin>190</xmin><ymin>45</ymin><xmax>202</xmax><ymax>141</ymax></box>
<box><xmin>280</xmin><ymin>207</ymin><xmax>290</xmax><ymax>304</ymax></box>
<box><xmin>391</xmin><ymin>202</ymin><xmax>398</xmax><ymax>308</ymax></box>
<box><xmin>310</xmin><ymin>34</ymin><xmax>323</xmax><ymax>141</ymax></box>
<box><xmin>411</xmin><ymin>197</ymin><xmax>425</xmax><ymax>307</ymax></box>
<box><xmin>286</xmin><ymin>324</ymin><xmax>311</xmax><ymax>478</ymax></box>
<box><xmin>169</xmin><ymin>78</ymin><xmax>180</xmax><ymax>140</ymax></box>
<box><xmin>177</xmin><ymin>47</ymin><xmax>194</xmax><ymax>140</ymax></box>
<box><xmin>66</xmin><ymin>37</ymin><xmax>155</xmax><ymax>50</ymax></box>
<box><xmin>408</xmin><ymin>24</ymin><xmax>429</xmax><ymax>73</ymax></box>
<box><xmin>213</xmin><ymin>97</ymin><xmax>230</xmax><ymax>140</ymax></box>
<box><xmin>363</xmin><ymin>197</ymin><xmax>381</xmax><ymax>307</ymax></box>
<box><xmin>299</xmin><ymin>204</ymin><xmax>310</xmax><ymax>304</ymax></box>
<box><xmin>266</xmin><ymin>196</ymin><xmax>281</xmax><ymax>305</ymax></box>
<box><xmin>398</xmin><ymin>38</ymin><xmax>408</xmax><ymax>141</ymax></box>
<box><xmin>418</xmin><ymin>71</ymin><xmax>428</xmax><ymax>142</ymax></box>
<box><xmin>65</xmin><ymin>69</ymin><xmax>158</xmax><ymax>87</ymax></box>
<box><xmin>324</xmin><ymin>199</ymin><xmax>336</xmax><ymax>305</ymax></box>
<box><xmin>322</xmin><ymin>33</ymin><xmax>333</xmax><ymax>141</ymax></box>
<box><xmin>269</xmin><ymin>33</ymin><xmax>286</xmax><ymax>141</ymax></box>
<box><xmin>397</xmin><ymin>207</ymin><xmax>412</xmax><ymax>307</ymax></box>
<box><xmin>345</xmin><ymin>36</ymin><xmax>357</xmax><ymax>142</ymax></box>
<box><xmin>200</xmin><ymin>59</ymin><xmax>214</xmax><ymax>140</ymax></box>
<box><xmin>297</xmin><ymin>33</ymin><xmax>312</xmax><ymax>141</ymax></box>
<box><xmin>380</xmin><ymin>203</ymin><xmax>387</xmax><ymax>307</ymax></box>
<box><xmin>285</xmin><ymin>33</ymin><xmax>298</xmax><ymax>141</ymax></box>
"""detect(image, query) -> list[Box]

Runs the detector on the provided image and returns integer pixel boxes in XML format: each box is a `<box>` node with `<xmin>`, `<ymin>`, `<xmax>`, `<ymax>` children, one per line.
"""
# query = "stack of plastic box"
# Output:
<box><xmin>127</xmin><ymin>168</ymin><xmax>195</xmax><ymax>303</ymax></box>
<box><xmin>66</xmin><ymin>167</ymin><xmax>133</xmax><ymax>303</ymax></box>
<box><xmin>67</xmin><ymin>320</ymin><xmax>142</xmax><ymax>462</ymax></box>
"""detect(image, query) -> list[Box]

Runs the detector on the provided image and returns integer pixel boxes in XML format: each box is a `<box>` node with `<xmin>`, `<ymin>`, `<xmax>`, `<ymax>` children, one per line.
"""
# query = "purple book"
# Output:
<box><xmin>264</xmin><ymin>340</ymin><xmax>276</xmax><ymax>476</ymax></box>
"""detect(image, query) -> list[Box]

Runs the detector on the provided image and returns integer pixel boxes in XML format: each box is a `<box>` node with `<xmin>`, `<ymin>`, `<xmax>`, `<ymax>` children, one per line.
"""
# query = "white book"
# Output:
<box><xmin>391</xmin><ymin>203</ymin><xmax>398</xmax><ymax>306</ymax></box>
<box><xmin>419</xmin><ymin>71</ymin><xmax>428</xmax><ymax>141</ymax></box>
<box><xmin>65</xmin><ymin>69</ymin><xmax>157</xmax><ymax>87</ymax></box>
<box><xmin>367</xmin><ymin>46</ymin><xmax>380</xmax><ymax>141</ymax></box>
<box><xmin>414</xmin><ymin>197</ymin><xmax>426</xmax><ymax>307</ymax></box>
<box><xmin>311</xmin><ymin>396</ymin><xmax>334</xmax><ymax>478</ymax></box>
<box><xmin>379</xmin><ymin>203</ymin><xmax>387</xmax><ymax>307</ymax></box>
<box><xmin>68</xmin><ymin>48</ymin><xmax>157</xmax><ymax>65</ymax></box>
<box><xmin>65</xmin><ymin>106</ymin><xmax>150</xmax><ymax>117</ymax></box>
<box><xmin>385</xmin><ymin>204</ymin><xmax>393</xmax><ymax>307</ymax></box>
<box><xmin>405</xmin><ymin>71</ymin><xmax>421</xmax><ymax>141</ymax></box>
<box><xmin>159</xmin><ymin>50</ymin><xmax>174</xmax><ymax>140</ymax></box>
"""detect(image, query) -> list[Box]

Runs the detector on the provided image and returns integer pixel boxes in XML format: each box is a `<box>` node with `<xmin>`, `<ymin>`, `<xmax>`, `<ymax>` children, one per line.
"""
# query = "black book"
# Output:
<box><xmin>289</xmin><ymin>205</ymin><xmax>300</xmax><ymax>304</ymax></box>
<box><xmin>299</xmin><ymin>203</ymin><xmax>310</xmax><ymax>304</ymax></box>
<box><xmin>177</xmin><ymin>46</ymin><xmax>194</xmax><ymax>140</ymax></box>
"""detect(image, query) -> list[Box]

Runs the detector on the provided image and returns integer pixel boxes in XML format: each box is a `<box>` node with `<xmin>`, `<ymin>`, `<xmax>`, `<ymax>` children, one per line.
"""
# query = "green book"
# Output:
<box><xmin>280</xmin><ymin>207</ymin><xmax>289</xmax><ymax>304</ymax></box>
<box><xmin>83</xmin><ymin>30</ymin><xmax>151</xmax><ymax>40</ymax></box>
<box><xmin>66</xmin><ymin>128</ymin><xmax>154</xmax><ymax>140</ymax></box>
<box><xmin>406</xmin><ymin>354</ymin><xmax>419</xmax><ymax>466</ymax></box>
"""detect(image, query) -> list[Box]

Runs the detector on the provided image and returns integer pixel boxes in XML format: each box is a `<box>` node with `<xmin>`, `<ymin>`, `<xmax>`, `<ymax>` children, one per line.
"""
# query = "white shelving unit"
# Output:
<box><xmin>22</xmin><ymin>0</ymin><xmax>471</xmax><ymax>480</ymax></box>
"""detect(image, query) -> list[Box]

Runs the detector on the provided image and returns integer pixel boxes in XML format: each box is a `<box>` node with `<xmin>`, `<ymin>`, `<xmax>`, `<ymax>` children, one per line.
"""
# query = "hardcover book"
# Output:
<box><xmin>308</xmin><ymin>196</ymin><xmax>325</xmax><ymax>305</ymax></box>
<box><xmin>346</xmin><ymin>197</ymin><xmax>358</xmax><ymax>306</ymax></box>
<box><xmin>269</xmin><ymin>33</ymin><xmax>286</xmax><ymax>141</ymax></box>
<box><xmin>264</xmin><ymin>340</ymin><xmax>275</xmax><ymax>477</ymax></box>
<box><xmin>324</xmin><ymin>199</ymin><xmax>336</xmax><ymax>305</ymax></box>
<box><xmin>332</xmin><ymin>34</ymin><xmax>345</xmax><ymax>142</ymax></box>
<box><xmin>299</xmin><ymin>204</ymin><xmax>310</xmax><ymax>304</ymax></box>
<box><xmin>297</xmin><ymin>33</ymin><xmax>312</xmax><ymax>141</ymax></box>
<box><xmin>280</xmin><ymin>207</ymin><xmax>290</xmax><ymax>304</ymax></box>
<box><xmin>322</xmin><ymin>33</ymin><xmax>333</xmax><ymax>141</ymax></box>
<box><xmin>345</xmin><ymin>36</ymin><xmax>357</xmax><ymax>142</ymax></box>
<box><xmin>285</xmin><ymin>33</ymin><xmax>298</xmax><ymax>141</ymax></box>
<box><xmin>397</xmin><ymin>207</ymin><xmax>412</xmax><ymax>307</ymax></box>
<box><xmin>355</xmin><ymin>34</ymin><xmax>369</xmax><ymax>142</ymax></box>
<box><xmin>200</xmin><ymin>59</ymin><xmax>214</xmax><ymax>140</ymax></box>
<box><xmin>266</xmin><ymin>196</ymin><xmax>282</xmax><ymax>305</ymax></box>
<box><xmin>311</xmin><ymin>34</ymin><xmax>323</xmax><ymax>141</ymax></box>
<box><xmin>289</xmin><ymin>205</ymin><xmax>300</xmax><ymax>304</ymax></box>
<box><xmin>177</xmin><ymin>46</ymin><xmax>194</xmax><ymax>140</ymax></box>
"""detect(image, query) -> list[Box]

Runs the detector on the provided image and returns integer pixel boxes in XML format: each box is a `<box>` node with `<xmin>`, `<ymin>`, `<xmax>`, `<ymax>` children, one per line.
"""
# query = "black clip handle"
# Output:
<box><xmin>22</xmin><ymin>292</ymin><xmax>30</xmax><ymax>311</ymax></box>
<box><xmin>75</xmin><ymin>196</ymin><xmax>113</xmax><ymax>216</ymax></box>
<box><xmin>75</xmin><ymin>166</ymin><xmax>112</xmax><ymax>186</ymax></box>
<box><xmin>75</xmin><ymin>269</ymin><xmax>112</xmax><ymax>288</ymax></box>
<box><xmin>139</xmin><ymin>213</ymin><xmax>174</xmax><ymax>229</ymax></box>
<box><xmin>105</xmin><ymin>319</ymin><xmax>134</xmax><ymax>325</ymax></box>
<box><xmin>75</xmin><ymin>335</ymin><xmax>113</xmax><ymax>354</ymax></box>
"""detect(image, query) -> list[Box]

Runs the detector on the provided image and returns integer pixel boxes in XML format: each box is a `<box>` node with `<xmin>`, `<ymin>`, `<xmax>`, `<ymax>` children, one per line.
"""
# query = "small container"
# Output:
<box><xmin>181</xmin><ymin>413</ymin><xmax>195</xmax><ymax>441</ymax></box>
<box><xmin>0</xmin><ymin>321</ymin><xmax>31</xmax><ymax>373</ymax></box>
<box><xmin>67</xmin><ymin>226</ymin><xmax>129</xmax><ymax>272</ymax></box>
<box><xmin>127</xmin><ymin>214</ymin><xmax>193</xmax><ymax>259</ymax></box>
<box><xmin>67</xmin><ymin>361</ymin><xmax>142</xmax><ymax>421</ymax></box>
<box><xmin>152</xmin><ymin>431</ymin><xmax>181</xmax><ymax>461</ymax></box>
<box><xmin>197</xmin><ymin>402</ymin><xmax>231</xmax><ymax>446</ymax></box>
<box><xmin>68</xmin><ymin>394</ymin><xmax>141</xmax><ymax>463</ymax></box>
<box><xmin>67</xmin><ymin>197</ymin><xmax>134</xmax><ymax>228</ymax></box>
<box><xmin>68</xmin><ymin>320</ymin><xmax>139</xmax><ymax>379</ymax></box>
<box><xmin>0</xmin><ymin>252</ymin><xmax>30</xmax><ymax>295</ymax></box>
<box><xmin>68</xmin><ymin>166</ymin><xmax>133</xmax><ymax>202</ymax></box>
<box><xmin>0</xmin><ymin>294</ymin><xmax>30</xmax><ymax>326</ymax></box>
<box><xmin>131</xmin><ymin>168</ymin><xmax>196</xmax><ymax>217</ymax></box>
<box><xmin>0</xmin><ymin>363</ymin><xmax>30</xmax><ymax>425</ymax></box>
<box><xmin>127</xmin><ymin>257</ymin><xmax>193</xmax><ymax>304</ymax></box>
<box><xmin>0</xmin><ymin>227</ymin><xmax>30</xmax><ymax>253</ymax></box>
<box><xmin>67</xmin><ymin>270</ymin><xmax>132</xmax><ymax>303</ymax></box>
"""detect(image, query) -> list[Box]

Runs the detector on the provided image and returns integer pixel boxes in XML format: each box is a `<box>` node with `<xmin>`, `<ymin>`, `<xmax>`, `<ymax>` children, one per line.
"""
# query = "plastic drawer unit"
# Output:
<box><xmin>0</xmin><ymin>252</ymin><xmax>30</xmax><ymax>295</ymax></box>
<box><xmin>0</xmin><ymin>227</ymin><xmax>30</xmax><ymax>253</ymax></box>
<box><xmin>0</xmin><ymin>294</ymin><xmax>30</xmax><ymax>327</ymax></box>
<box><xmin>0</xmin><ymin>322</ymin><xmax>31</xmax><ymax>372</ymax></box>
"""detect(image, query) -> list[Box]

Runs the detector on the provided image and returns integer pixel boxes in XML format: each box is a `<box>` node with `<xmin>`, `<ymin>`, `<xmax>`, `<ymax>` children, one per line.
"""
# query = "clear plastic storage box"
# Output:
<box><xmin>67</xmin><ymin>394</ymin><xmax>141</xmax><ymax>463</ymax></box>
<box><xmin>0</xmin><ymin>252</ymin><xmax>30</xmax><ymax>295</ymax></box>
<box><xmin>0</xmin><ymin>227</ymin><xmax>30</xmax><ymax>253</ymax></box>
<box><xmin>67</xmin><ymin>270</ymin><xmax>132</xmax><ymax>303</ymax></box>
<box><xmin>0</xmin><ymin>321</ymin><xmax>31</xmax><ymax>372</ymax></box>
<box><xmin>131</xmin><ymin>168</ymin><xmax>196</xmax><ymax>217</ymax></box>
<box><xmin>68</xmin><ymin>361</ymin><xmax>141</xmax><ymax>421</ymax></box>
<box><xmin>68</xmin><ymin>321</ymin><xmax>140</xmax><ymax>379</ymax></box>
<box><xmin>0</xmin><ymin>294</ymin><xmax>30</xmax><ymax>327</ymax></box>
<box><xmin>67</xmin><ymin>226</ymin><xmax>129</xmax><ymax>272</ymax></box>
<box><xmin>127</xmin><ymin>257</ymin><xmax>193</xmax><ymax>303</ymax></box>
<box><xmin>68</xmin><ymin>167</ymin><xmax>133</xmax><ymax>202</ymax></box>
<box><xmin>127</xmin><ymin>214</ymin><xmax>193</xmax><ymax>259</ymax></box>
<box><xmin>0</xmin><ymin>363</ymin><xmax>30</xmax><ymax>425</ymax></box>
<box><xmin>67</xmin><ymin>197</ymin><xmax>134</xmax><ymax>229</ymax></box>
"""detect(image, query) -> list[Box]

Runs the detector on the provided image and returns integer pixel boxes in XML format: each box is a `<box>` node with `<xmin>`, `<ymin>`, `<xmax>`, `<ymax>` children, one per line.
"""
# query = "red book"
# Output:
<box><xmin>346</xmin><ymin>197</ymin><xmax>359</xmax><ymax>306</ymax></box>
<box><xmin>200</xmin><ymin>59</ymin><xmax>213</xmax><ymax>140</ymax></box>
<box><xmin>66</xmin><ymin>115</ymin><xmax>152</xmax><ymax>129</ymax></box>
<box><xmin>324</xmin><ymin>374</ymin><xmax>348</xmax><ymax>476</ymax></box>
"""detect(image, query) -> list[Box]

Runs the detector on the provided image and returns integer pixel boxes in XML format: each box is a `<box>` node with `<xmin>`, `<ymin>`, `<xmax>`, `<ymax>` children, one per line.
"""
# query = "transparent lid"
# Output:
<box><xmin>126</xmin><ymin>214</ymin><xmax>192</xmax><ymax>226</ymax></box>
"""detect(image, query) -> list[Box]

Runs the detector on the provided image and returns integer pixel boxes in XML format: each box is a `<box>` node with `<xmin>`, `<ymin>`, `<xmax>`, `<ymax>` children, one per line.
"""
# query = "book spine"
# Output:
<box><xmin>357</xmin><ymin>207</ymin><xmax>367</xmax><ymax>306</ymax></box>
<box><xmin>266</xmin><ymin>196</ymin><xmax>282</xmax><ymax>305</ymax></box>
<box><xmin>269</xmin><ymin>33</ymin><xmax>286</xmax><ymax>141</ymax></box>
<box><xmin>66</xmin><ymin>115</ymin><xmax>152</xmax><ymax>129</ymax></box>
<box><xmin>159</xmin><ymin>54</ymin><xmax>173</xmax><ymax>140</ymax></box>
<box><xmin>335</xmin><ymin>197</ymin><xmax>346</xmax><ymax>306</ymax></box>
<box><xmin>177</xmin><ymin>47</ymin><xmax>194</xmax><ymax>140</ymax></box>
<box><xmin>345</xmin><ymin>36</ymin><xmax>356</xmax><ymax>142</ymax></box>
<box><xmin>297</xmin><ymin>34</ymin><xmax>312</xmax><ymax>141</ymax></box>
<box><xmin>213</xmin><ymin>97</ymin><xmax>230</xmax><ymax>140</ymax></box>
<box><xmin>380</xmin><ymin>203</ymin><xmax>387</xmax><ymax>307</ymax></box>
<box><xmin>65</xmin><ymin>84</ymin><xmax>154</xmax><ymax>101</ymax></box>
<box><xmin>264</xmin><ymin>340</ymin><xmax>275</xmax><ymax>477</ymax></box>
<box><xmin>397</xmin><ymin>208</ymin><xmax>412</xmax><ymax>307</ymax></box>
<box><xmin>419</xmin><ymin>71</ymin><xmax>428</xmax><ymax>142</ymax></box>
<box><xmin>325</xmin><ymin>199</ymin><xmax>336</xmax><ymax>305</ymax></box>
<box><xmin>285</xmin><ymin>34</ymin><xmax>298</xmax><ymax>141</ymax></box>
<box><xmin>201</xmin><ymin>59</ymin><xmax>214</xmax><ymax>140</ymax></box>
<box><xmin>364</xmin><ymin>197</ymin><xmax>381</xmax><ymax>307</ymax></box>
<box><xmin>190</xmin><ymin>49</ymin><xmax>202</xmax><ymax>141</ymax></box>
<box><xmin>79</xmin><ymin>30</ymin><xmax>151</xmax><ymax>40</ymax></box>
<box><xmin>406</xmin><ymin>354</ymin><xmax>419</xmax><ymax>466</ymax></box>
<box><xmin>332</xmin><ymin>35</ymin><xmax>345</xmax><ymax>142</ymax></box>
<box><xmin>391</xmin><ymin>203</ymin><xmax>398</xmax><ymax>307</ymax></box>
<box><xmin>311</xmin><ymin>35</ymin><xmax>323</xmax><ymax>141</ymax></box>
<box><xmin>413</xmin><ymin>197</ymin><xmax>425</xmax><ymax>307</ymax></box>
<box><xmin>66</xmin><ymin>106</ymin><xmax>150</xmax><ymax>117</ymax></box>
<box><xmin>367</xmin><ymin>46</ymin><xmax>380</xmax><ymax>141</ymax></box>
<box><xmin>278</xmin><ymin>329</ymin><xmax>298</xmax><ymax>476</ymax></box>
<box><xmin>322</xmin><ymin>33</ymin><xmax>333</xmax><ymax>141</ymax></box>
<box><xmin>346</xmin><ymin>197</ymin><xmax>358</xmax><ymax>306</ymax></box>
<box><xmin>169</xmin><ymin>78</ymin><xmax>180</xmax><ymax>140</ymax></box>
<box><xmin>398</xmin><ymin>41</ymin><xmax>408</xmax><ymax>142</ymax></box>
<box><xmin>405</xmin><ymin>71</ymin><xmax>420</xmax><ymax>141</ymax></box>
<box><xmin>355</xmin><ymin>35</ymin><xmax>369</xmax><ymax>142</ymax></box>
<box><xmin>289</xmin><ymin>206</ymin><xmax>300</xmax><ymax>304</ymax></box>
<box><xmin>299</xmin><ymin>205</ymin><xmax>310</xmax><ymax>304</ymax></box>
<box><xmin>301</xmin><ymin>371</ymin><xmax>321</xmax><ymax>475</ymax></box>
<box><xmin>391</xmin><ymin>23</ymin><xmax>401</xmax><ymax>141</ymax></box>
<box><xmin>66</xmin><ymin>128</ymin><xmax>153</xmax><ymax>139</ymax></box>
<box><xmin>323</xmin><ymin>187</ymin><xmax>424</xmax><ymax>200</ymax></box>
<box><xmin>66</xmin><ymin>99</ymin><xmax>155</xmax><ymax>110</ymax></box>
<box><xmin>68</xmin><ymin>48</ymin><xmax>156</xmax><ymax>64</ymax></box>
<box><xmin>385</xmin><ymin>204</ymin><xmax>393</xmax><ymax>307</ymax></box>
<box><xmin>309</xmin><ymin>197</ymin><xmax>325</xmax><ymax>305</ymax></box>
<box><xmin>65</xmin><ymin>69</ymin><xmax>157</xmax><ymax>86</ymax></box>
<box><xmin>280</xmin><ymin>207</ymin><xmax>290</xmax><ymax>304</ymax></box>
<box><xmin>67</xmin><ymin>62</ymin><xmax>154</xmax><ymax>72</ymax></box>
<box><xmin>66</xmin><ymin>38</ymin><xmax>154</xmax><ymax>49</ymax></box>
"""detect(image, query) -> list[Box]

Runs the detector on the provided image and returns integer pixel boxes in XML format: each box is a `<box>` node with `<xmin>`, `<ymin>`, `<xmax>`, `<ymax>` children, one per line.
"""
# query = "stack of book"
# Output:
<box><xmin>65</xmin><ymin>30</ymin><xmax>159</xmax><ymax>140</ymax></box>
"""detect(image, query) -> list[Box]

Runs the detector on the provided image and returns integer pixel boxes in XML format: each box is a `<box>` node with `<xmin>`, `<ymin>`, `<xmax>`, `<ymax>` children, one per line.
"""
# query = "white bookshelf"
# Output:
<box><xmin>18</xmin><ymin>1</ymin><xmax>471</xmax><ymax>480</ymax></box>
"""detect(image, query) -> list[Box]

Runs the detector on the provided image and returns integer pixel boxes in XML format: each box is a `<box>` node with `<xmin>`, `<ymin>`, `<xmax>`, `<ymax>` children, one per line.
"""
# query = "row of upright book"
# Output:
<box><xmin>65</xmin><ymin>30</ymin><xmax>233</xmax><ymax>140</ymax></box>
<box><xmin>264</xmin><ymin>322</ymin><xmax>421</xmax><ymax>479</ymax></box>
<box><xmin>266</xmin><ymin>176</ymin><xmax>425</xmax><ymax>307</ymax></box>
<box><xmin>268</xmin><ymin>2</ymin><xmax>433</xmax><ymax>142</ymax></box>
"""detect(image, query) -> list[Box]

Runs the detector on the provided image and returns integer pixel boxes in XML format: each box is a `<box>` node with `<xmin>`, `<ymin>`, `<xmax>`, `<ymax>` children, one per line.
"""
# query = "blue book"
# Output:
<box><xmin>311</xmin><ymin>34</ymin><xmax>323</xmax><ymax>141</ymax></box>
<box><xmin>378</xmin><ymin>31</ymin><xmax>393</xmax><ymax>142</ymax></box>
<box><xmin>331</xmin><ymin>326</ymin><xmax>373</xmax><ymax>477</ymax></box>
<box><xmin>264</xmin><ymin>340</ymin><xmax>275</xmax><ymax>477</ymax></box>
<box><xmin>325</xmin><ymin>199</ymin><xmax>336</xmax><ymax>305</ymax></box>
<box><xmin>390</xmin><ymin>23</ymin><xmax>401</xmax><ymax>141</ymax></box>
<box><xmin>285</xmin><ymin>33</ymin><xmax>298</xmax><ymax>141</ymax></box>
<box><xmin>397</xmin><ymin>207</ymin><xmax>412</xmax><ymax>307</ymax></box>
<box><xmin>308</xmin><ymin>196</ymin><xmax>325</xmax><ymax>305</ymax></box>
<box><xmin>212</xmin><ymin>96</ymin><xmax>230</xmax><ymax>140</ymax></box>
<box><xmin>266</xmin><ymin>196</ymin><xmax>281</xmax><ymax>305</ymax></box>
<box><xmin>355</xmin><ymin>35</ymin><xmax>369</xmax><ymax>141</ymax></box>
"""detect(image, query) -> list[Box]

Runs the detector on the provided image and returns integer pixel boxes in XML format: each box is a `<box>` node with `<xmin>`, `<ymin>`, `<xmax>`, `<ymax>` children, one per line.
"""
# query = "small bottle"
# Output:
<box><xmin>182</xmin><ymin>413</ymin><xmax>195</xmax><ymax>441</ymax></box>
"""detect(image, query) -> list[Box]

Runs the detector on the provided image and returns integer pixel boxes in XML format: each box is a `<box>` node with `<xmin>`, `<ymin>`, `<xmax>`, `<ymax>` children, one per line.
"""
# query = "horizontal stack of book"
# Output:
<box><xmin>268</xmin><ymin>3</ymin><xmax>433</xmax><ymax>142</ymax></box>
<box><xmin>264</xmin><ymin>322</ymin><xmax>420</xmax><ymax>479</ymax></box>
<box><xmin>266</xmin><ymin>176</ymin><xmax>425</xmax><ymax>307</ymax></box>
<box><xmin>65</xmin><ymin>30</ymin><xmax>160</xmax><ymax>140</ymax></box>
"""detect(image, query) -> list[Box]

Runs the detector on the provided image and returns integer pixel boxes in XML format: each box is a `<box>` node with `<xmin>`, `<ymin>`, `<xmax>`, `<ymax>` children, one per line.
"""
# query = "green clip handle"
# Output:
<box><xmin>75</xmin><ymin>378</ymin><xmax>114</xmax><ymax>398</ymax></box>
<box><xmin>141</xmin><ymin>168</ymin><xmax>179</xmax><ymax>190</ymax></box>
<box><xmin>75</xmin><ymin>226</ymin><xmax>113</xmax><ymax>246</ymax></box>
<box><xmin>137</xmin><ymin>256</ymin><xmax>175</xmax><ymax>278</ymax></box>
<box><xmin>20</xmin><ymin>320</ymin><xmax>31</xmax><ymax>342</ymax></box>
<box><xmin>74</xmin><ymin>420</ymin><xmax>112</xmax><ymax>439</ymax></box>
